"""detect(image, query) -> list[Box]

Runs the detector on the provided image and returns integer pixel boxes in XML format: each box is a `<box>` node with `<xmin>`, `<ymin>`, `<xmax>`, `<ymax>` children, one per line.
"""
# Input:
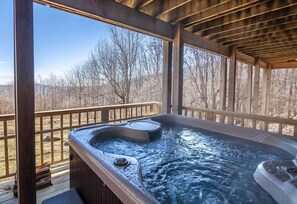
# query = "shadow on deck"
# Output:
<box><xmin>0</xmin><ymin>168</ymin><xmax>69</xmax><ymax>204</ymax></box>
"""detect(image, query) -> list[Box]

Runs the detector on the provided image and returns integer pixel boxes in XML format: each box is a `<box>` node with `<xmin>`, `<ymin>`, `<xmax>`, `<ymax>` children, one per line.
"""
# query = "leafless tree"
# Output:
<box><xmin>91</xmin><ymin>26</ymin><xmax>144</xmax><ymax>104</ymax></box>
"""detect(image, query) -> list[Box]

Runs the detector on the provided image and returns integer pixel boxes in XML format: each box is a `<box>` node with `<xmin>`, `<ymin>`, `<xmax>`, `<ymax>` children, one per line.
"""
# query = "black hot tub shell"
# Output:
<box><xmin>68</xmin><ymin>114</ymin><xmax>297</xmax><ymax>204</ymax></box>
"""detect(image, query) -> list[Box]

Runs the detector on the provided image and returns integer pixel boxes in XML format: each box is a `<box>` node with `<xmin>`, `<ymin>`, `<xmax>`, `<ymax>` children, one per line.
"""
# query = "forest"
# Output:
<box><xmin>0</xmin><ymin>26</ymin><xmax>296</xmax><ymax>120</ymax></box>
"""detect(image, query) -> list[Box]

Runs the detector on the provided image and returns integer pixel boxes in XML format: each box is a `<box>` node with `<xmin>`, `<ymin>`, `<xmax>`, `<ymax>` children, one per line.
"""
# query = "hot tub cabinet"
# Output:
<box><xmin>69</xmin><ymin>114</ymin><xmax>297</xmax><ymax>204</ymax></box>
<box><xmin>70</xmin><ymin>148</ymin><xmax>123</xmax><ymax>204</ymax></box>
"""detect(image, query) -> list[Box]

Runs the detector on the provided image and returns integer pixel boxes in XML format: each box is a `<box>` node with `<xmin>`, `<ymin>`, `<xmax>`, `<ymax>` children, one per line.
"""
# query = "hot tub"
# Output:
<box><xmin>68</xmin><ymin>114</ymin><xmax>297</xmax><ymax>204</ymax></box>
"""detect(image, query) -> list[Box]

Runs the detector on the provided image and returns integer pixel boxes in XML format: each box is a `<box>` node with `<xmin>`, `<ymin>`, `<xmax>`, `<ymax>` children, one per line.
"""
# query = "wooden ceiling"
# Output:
<box><xmin>115</xmin><ymin>0</ymin><xmax>297</xmax><ymax>65</ymax></box>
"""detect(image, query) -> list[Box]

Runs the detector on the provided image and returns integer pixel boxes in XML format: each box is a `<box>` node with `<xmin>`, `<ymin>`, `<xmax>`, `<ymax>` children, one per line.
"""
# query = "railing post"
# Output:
<box><xmin>264</xmin><ymin>121</ymin><xmax>269</xmax><ymax>131</ymax></box>
<box><xmin>101</xmin><ymin>109</ymin><xmax>109</xmax><ymax>123</ymax></box>
<box><xmin>278</xmin><ymin>123</ymin><xmax>283</xmax><ymax>134</ymax></box>
<box><xmin>294</xmin><ymin>125</ymin><xmax>297</xmax><ymax>137</ymax></box>
<box><xmin>153</xmin><ymin>103</ymin><xmax>161</xmax><ymax>114</ymax></box>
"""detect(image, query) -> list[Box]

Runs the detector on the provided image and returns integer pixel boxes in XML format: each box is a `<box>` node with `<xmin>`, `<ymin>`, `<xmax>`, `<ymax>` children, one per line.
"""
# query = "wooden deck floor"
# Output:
<box><xmin>0</xmin><ymin>169</ymin><xmax>69</xmax><ymax>204</ymax></box>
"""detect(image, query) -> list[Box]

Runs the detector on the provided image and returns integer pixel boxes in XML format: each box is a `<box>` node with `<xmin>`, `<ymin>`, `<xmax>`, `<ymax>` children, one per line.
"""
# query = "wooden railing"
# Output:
<box><xmin>0</xmin><ymin>102</ymin><xmax>161</xmax><ymax>179</ymax></box>
<box><xmin>182</xmin><ymin>106</ymin><xmax>297</xmax><ymax>137</ymax></box>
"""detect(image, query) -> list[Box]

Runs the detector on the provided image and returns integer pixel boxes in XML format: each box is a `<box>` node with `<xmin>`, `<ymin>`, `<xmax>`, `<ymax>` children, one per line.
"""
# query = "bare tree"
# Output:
<box><xmin>184</xmin><ymin>47</ymin><xmax>220</xmax><ymax>110</ymax></box>
<box><xmin>91</xmin><ymin>26</ymin><xmax>144</xmax><ymax>104</ymax></box>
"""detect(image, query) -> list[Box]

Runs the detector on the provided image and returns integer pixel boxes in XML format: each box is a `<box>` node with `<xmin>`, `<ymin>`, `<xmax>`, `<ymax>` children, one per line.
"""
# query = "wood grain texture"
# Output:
<box><xmin>253</xmin><ymin>59</ymin><xmax>261</xmax><ymax>114</ymax></box>
<box><xmin>219</xmin><ymin>57</ymin><xmax>227</xmax><ymax>122</ymax></box>
<box><xmin>14</xmin><ymin>0</ymin><xmax>36</xmax><ymax>202</ymax></box>
<box><xmin>162</xmin><ymin>41</ymin><xmax>172</xmax><ymax>114</ymax></box>
<box><xmin>227</xmin><ymin>48</ymin><xmax>236</xmax><ymax>124</ymax></box>
<box><xmin>172</xmin><ymin>24</ymin><xmax>184</xmax><ymax>115</ymax></box>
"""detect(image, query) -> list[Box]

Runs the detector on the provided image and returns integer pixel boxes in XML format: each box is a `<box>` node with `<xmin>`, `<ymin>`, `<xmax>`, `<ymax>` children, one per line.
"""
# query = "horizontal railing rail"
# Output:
<box><xmin>182</xmin><ymin>106</ymin><xmax>297</xmax><ymax>137</ymax></box>
<box><xmin>0</xmin><ymin>102</ymin><xmax>161</xmax><ymax>179</ymax></box>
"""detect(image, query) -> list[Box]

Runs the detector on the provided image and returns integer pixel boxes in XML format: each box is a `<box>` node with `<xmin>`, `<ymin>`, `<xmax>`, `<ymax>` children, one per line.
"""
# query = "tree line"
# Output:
<box><xmin>0</xmin><ymin>26</ymin><xmax>296</xmax><ymax>119</ymax></box>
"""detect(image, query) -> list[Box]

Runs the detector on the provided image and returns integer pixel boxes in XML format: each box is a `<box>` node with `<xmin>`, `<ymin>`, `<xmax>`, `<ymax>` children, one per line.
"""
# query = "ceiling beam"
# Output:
<box><xmin>183</xmin><ymin>30</ymin><xmax>230</xmax><ymax>57</ymax></box>
<box><xmin>244</xmin><ymin>53</ymin><xmax>297</xmax><ymax>62</ymax></box>
<box><xmin>236</xmin><ymin>51</ymin><xmax>255</xmax><ymax>65</ymax></box>
<box><xmin>184</xmin><ymin>0</ymin><xmax>266</xmax><ymax>28</ymax></box>
<box><xmin>34</xmin><ymin>0</ymin><xmax>174</xmax><ymax>41</ymax></box>
<box><xmin>209</xmin><ymin>15</ymin><xmax>297</xmax><ymax>41</ymax></box>
<box><xmin>242</xmin><ymin>45</ymin><xmax>297</xmax><ymax>54</ymax></box>
<box><xmin>259</xmin><ymin>52</ymin><xmax>297</xmax><ymax>57</ymax></box>
<box><xmin>139</xmin><ymin>0</ymin><xmax>191</xmax><ymax>17</ymax></box>
<box><xmin>35</xmin><ymin>0</ymin><xmax>269</xmax><ymax>68</ymax></box>
<box><xmin>240</xmin><ymin>43</ymin><xmax>297</xmax><ymax>53</ymax></box>
<box><xmin>223</xmin><ymin>30</ymin><xmax>297</xmax><ymax>46</ymax></box>
<box><xmin>272</xmin><ymin>62</ymin><xmax>297</xmax><ymax>68</ymax></box>
<box><xmin>160</xmin><ymin>0</ymin><xmax>230</xmax><ymax>23</ymax></box>
<box><xmin>237</xmin><ymin>37</ymin><xmax>297</xmax><ymax>49</ymax></box>
<box><xmin>216</xmin><ymin>21</ymin><xmax>297</xmax><ymax>44</ymax></box>
<box><xmin>136</xmin><ymin>0</ymin><xmax>155</xmax><ymax>9</ymax></box>
<box><xmin>253</xmin><ymin>55</ymin><xmax>297</xmax><ymax>63</ymax></box>
<box><xmin>238</xmin><ymin>40</ymin><xmax>297</xmax><ymax>51</ymax></box>
<box><xmin>192</xmin><ymin>1</ymin><xmax>297</xmax><ymax>36</ymax></box>
<box><xmin>114</xmin><ymin>0</ymin><xmax>138</xmax><ymax>8</ymax></box>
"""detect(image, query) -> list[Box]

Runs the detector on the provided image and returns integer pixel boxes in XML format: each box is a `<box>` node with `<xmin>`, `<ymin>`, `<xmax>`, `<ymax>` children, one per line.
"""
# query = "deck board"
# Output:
<box><xmin>0</xmin><ymin>170</ymin><xmax>69</xmax><ymax>204</ymax></box>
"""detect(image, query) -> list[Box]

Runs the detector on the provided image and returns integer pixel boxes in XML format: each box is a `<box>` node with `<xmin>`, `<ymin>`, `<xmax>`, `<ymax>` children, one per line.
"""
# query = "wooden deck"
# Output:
<box><xmin>0</xmin><ymin>169</ymin><xmax>69</xmax><ymax>204</ymax></box>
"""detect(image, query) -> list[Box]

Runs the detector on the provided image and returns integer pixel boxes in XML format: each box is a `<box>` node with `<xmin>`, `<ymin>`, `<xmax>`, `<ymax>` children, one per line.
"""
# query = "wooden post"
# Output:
<box><xmin>172</xmin><ymin>23</ymin><xmax>184</xmax><ymax>115</ymax></box>
<box><xmin>14</xmin><ymin>0</ymin><xmax>36</xmax><ymax>202</ymax></box>
<box><xmin>101</xmin><ymin>109</ymin><xmax>109</xmax><ymax>123</ymax></box>
<box><xmin>262</xmin><ymin>64</ymin><xmax>271</xmax><ymax>116</ymax></box>
<box><xmin>219</xmin><ymin>57</ymin><xmax>227</xmax><ymax>123</ymax></box>
<box><xmin>253</xmin><ymin>58</ymin><xmax>261</xmax><ymax>114</ymax></box>
<box><xmin>162</xmin><ymin>41</ymin><xmax>172</xmax><ymax>114</ymax></box>
<box><xmin>227</xmin><ymin>48</ymin><xmax>236</xmax><ymax>124</ymax></box>
<box><xmin>246</xmin><ymin>65</ymin><xmax>253</xmax><ymax>114</ymax></box>
<box><xmin>246</xmin><ymin>65</ymin><xmax>253</xmax><ymax>127</ymax></box>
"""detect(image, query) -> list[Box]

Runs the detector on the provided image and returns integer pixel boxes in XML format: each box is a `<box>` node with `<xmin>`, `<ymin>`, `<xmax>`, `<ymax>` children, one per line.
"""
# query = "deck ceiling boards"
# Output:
<box><xmin>115</xmin><ymin>0</ymin><xmax>297</xmax><ymax>65</ymax></box>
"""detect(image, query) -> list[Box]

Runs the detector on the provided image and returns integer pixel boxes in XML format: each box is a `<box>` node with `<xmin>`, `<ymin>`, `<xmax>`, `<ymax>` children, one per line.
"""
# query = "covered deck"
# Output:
<box><xmin>7</xmin><ymin>0</ymin><xmax>297</xmax><ymax>203</ymax></box>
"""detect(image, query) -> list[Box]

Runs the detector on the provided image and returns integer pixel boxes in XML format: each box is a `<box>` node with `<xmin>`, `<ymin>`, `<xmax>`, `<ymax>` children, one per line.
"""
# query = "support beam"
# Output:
<box><xmin>34</xmin><ymin>0</ymin><xmax>269</xmax><ymax>68</ymax></box>
<box><xmin>227</xmin><ymin>48</ymin><xmax>237</xmax><ymax>124</ymax></box>
<box><xmin>35</xmin><ymin>0</ymin><xmax>174</xmax><ymax>40</ymax></box>
<box><xmin>183</xmin><ymin>30</ymin><xmax>230</xmax><ymax>57</ymax></box>
<box><xmin>172</xmin><ymin>23</ymin><xmax>184</xmax><ymax>115</ymax></box>
<box><xmin>140</xmin><ymin>0</ymin><xmax>191</xmax><ymax>17</ymax></box>
<box><xmin>14</xmin><ymin>0</ymin><xmax>36</xmax><ymax>203</ymax></box>
<box><xmin>219</xmin><ymin>57</ymin><xmax>227</xmax><ymax>122</ymax></box>
<box><xmin>185</xmin><ymin>0</ymin><xmax>266</xmax><ymax>28</ymax></box>
<box><xmin>217</xmin><ymin>23</ymin><xmax>297</xmax><ymax>44</ymax></box>
<box><xmin>163</xmin><ymin>0</ymin><xmax>230</xmax><ymax>23</ymax></box>
<box><xmin>240</xmin><ymin>42</ymin><xmax>297</xmax><ymax>53</ymax></box>
<box><xmin>194</xmin><ymin>2</ymin><xmax>297</xmax><ymax>35</ymax></box>
<box><xmin>253</xmin><ymin>58</ymin><xmax>261</xmax><ymax>114</ymax></box>
<box><xmin>262</xmin><ymin>65</ymin><xmax>271</xmax><ymax>115</ymax></box>
<box><xmin>209</xmin><ymin>15</ymin><xmax>297</xmax><ymax>41</ymax></box>
<box><xmin>222</xmin><ymin>29</ymin><xmax>297</xmax><ymax>46</ymax></box>
<box><xmin>272</xmin><ymin>62</ymin><xmax>297</xmax><ymax>69</ymax></box>
<box><xmin>236</xmin><ymin>51</ymin><xmax>255</xmax><ymax>66</ymax></box>
<box><xmin>162</xmin><ymin>41</ymin><xmax>172</xmax><ymax>114</ymax></box>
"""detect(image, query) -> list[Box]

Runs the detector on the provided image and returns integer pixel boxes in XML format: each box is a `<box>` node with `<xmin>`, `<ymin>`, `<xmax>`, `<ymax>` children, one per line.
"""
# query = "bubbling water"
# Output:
<box><xmin>93</xmin><ymin>125</ymin><xmax>293</xmax><ymax>204</ymax></box>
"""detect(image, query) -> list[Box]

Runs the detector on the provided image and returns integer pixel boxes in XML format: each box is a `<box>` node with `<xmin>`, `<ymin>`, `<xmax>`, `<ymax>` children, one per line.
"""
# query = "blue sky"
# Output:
<box><xmin>0</xmin><ymin>0</ymin><xmax>109</xmax><ymax>84</ymax></box>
